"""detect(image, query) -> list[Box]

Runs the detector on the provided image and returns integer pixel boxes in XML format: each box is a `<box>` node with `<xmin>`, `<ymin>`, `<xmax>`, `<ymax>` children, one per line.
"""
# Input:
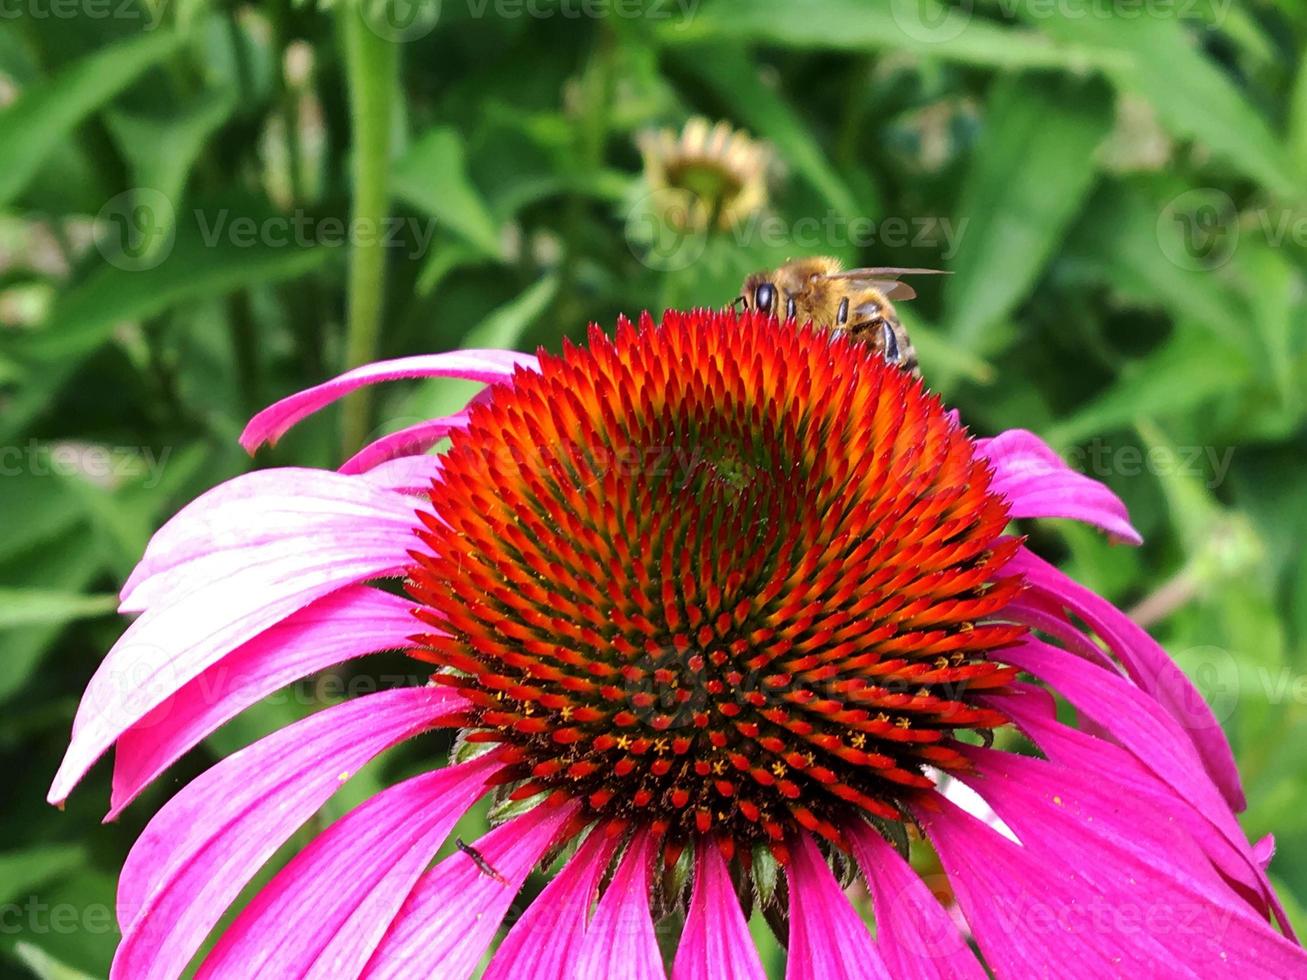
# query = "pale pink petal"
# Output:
<box><xmin>120</xmin><ymin>468</ymin><xmax>421</xmax><ymax>609</ymax></box>
<box><xmin>339</xmin><ymin>412</ymin><xmax>470</xmax><ymax>474</ymax></box>
<box><xmin>109</xmin><ymin>585</ymin><xmax>421</xmax><ymax>818</ymax></box>
<box><xmin>198</xmin><ymin>753</ymin><xmax>502</xmax><ymax>979</ymax></box>
<box><xmin>846</xmin><ymin>821</ymin><xmax>986</xmax><ymax>980</ymax></box>
<box><xmin>950</xmin><ymin>749</ymin><xmax>1307</xmax><ymax>977</ymax></box>
<box><xmin>976</xmin><ymin>429</ymin><xmax>1142</xmax><ymax>544</ymax></box>
<box><xmin>50</xmin><ymin>471</ymin><xmax>424</xmax><ymax>806</ymax></box>
<box><xmin>484</xmin><ymin>828</ymin><xmax>619</xmax><ymax>980</ymax></box>
<box><xmin>575</xmin><ymin>827</ymin><xmax>665</xmax><ymax>980</ymax></box>
<box><xmin>111</xmin><ymin>686</ymin><xmax>466</xmax><ymax>980</ymax></box>
<box><xmin>240</xmin><ymin>350</ymin><xmax>538</xmax><ymax>452</ymax></box>
<box><xmin>672</xmin><ymin>840</ymin><xmax>766</xmax><ymax>980</ymax></box>
<box><xmin>785</xmin><ymin>832</ymin><xmax>890</xmax><ymax>980</ymax></box>
<box><xmin>1009</xmin><ymin>544</ymin><xmax>1245</xmax><ymax>811</ymax></box>
<box><xmin>361</xmin><ymin>799</ymin><xmax>579</xmax><ymax>980</ymax></box>
<box><xmin>936</xmin><ymin>772</ymin><xmax>1018</xmax><ymax>843</ymax></box>
<box><xmin>358</xmin><ymin>455</ymin><xmax>446</xmax><ymax>494</ymax></box>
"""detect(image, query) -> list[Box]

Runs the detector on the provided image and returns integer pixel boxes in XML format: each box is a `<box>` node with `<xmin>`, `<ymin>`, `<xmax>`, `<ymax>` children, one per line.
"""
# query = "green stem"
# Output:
<box><xmin>340</xmin><ymin>6</ymin><xmax>397</xmax><ymax>454</ymax></box>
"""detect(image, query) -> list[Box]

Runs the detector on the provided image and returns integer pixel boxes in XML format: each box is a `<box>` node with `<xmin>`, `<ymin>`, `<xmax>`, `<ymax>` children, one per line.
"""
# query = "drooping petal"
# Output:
<box><xmin>339</xmin><ymin>412</ymin><xmax>471</xmax><ymax>474</ymax></box>
<box><xmin>361</xmin><ymin>799</ymin><xmax>579</xmax><ymax>980</ymax></box>
<box><xmin>911</xmin><ymin>793</ymin><xmax>1169</xmax><ymax>975</ymax></box>
<box><xmin>111</xmin><ymin>687</ymin><xmax>466</xmax><ymax>980</ymax></box>
<box><xmin>110</xmin><ymin>585</ymin><xmax>420</xmax><ymax>817</ymax></box>
<box><xmin>240</xmin><ymin>350</ymin><xmax>537</xmax><ymax>452</ymax></box>
<box><xmin>846</xmin><ymin>821</ymin><xmax>986</xmax><ymax>980</ymax></box>
<box><xmin>575</xmin><ymin>827</ymin><xmax>665</xmax><ymax>980</ymax></box>
<box><xmin>483</xmin><ymin>827</ymin><xmax>619</xmax><ymax>980</ymax></box>
<box><xmin>198</xmin><ymin>754</ymin><xmax>501</xmax><ymax>979</ymax></box>
<box><xmin>996</xmin><ymin>638</ymin><xmax>1244</xmax><ymax>845</ymax></box>
<box><xmin>785</xmin><ymin>832</ymin><xmax>890</xmax><ymax>980</ymax></box>
<box><xmin>990</xmin><ymin>684</ymin><xmax>1294</xmax><ymax>939</ymax></box>
<box><xmin>975</xmin><ymin>429</ymin><xmax>1142</xmax><ymax>544</ymax></box>
<box><xmin>672</xmin><ymin>840</ymin><xmax>766</xmax><ymax>980</ymax></box>
<box><xmin>1008</xmin><ymin>544</ymin><xmax>1245</xmax><ymax>811</ymax></box>
<box><xmin>120</xmin><ymin>468</ymin><xmax>422</xmax><ymax>610</ymax></box>
<box><xmin>50</xmin><ymin>470</ymin><xmax>423</xmax><ymax>805</ymax></box>
<box><xmin>951</xmin><ymin>748</ymin><xmax>1307</xmax><ymax>977</ymax></box>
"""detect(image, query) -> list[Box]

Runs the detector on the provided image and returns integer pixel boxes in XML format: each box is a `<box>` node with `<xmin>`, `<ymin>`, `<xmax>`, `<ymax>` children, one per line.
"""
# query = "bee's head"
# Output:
<box><xmin>739</xmin><ymin>273</ymin><xmax>778</xmax><ymax>317</ymax></box>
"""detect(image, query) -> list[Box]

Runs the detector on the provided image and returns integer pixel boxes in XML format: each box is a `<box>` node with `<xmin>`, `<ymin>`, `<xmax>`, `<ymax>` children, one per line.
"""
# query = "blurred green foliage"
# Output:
<box><xmin>1</xmin><ymin>0</ymin><xmax>1306</xmax><ymax>975</ymax></box>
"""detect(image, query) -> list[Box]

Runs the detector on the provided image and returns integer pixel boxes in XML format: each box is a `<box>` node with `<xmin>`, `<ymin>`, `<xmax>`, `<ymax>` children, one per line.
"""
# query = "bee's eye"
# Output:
<box><xmin>754</xmin><ymin>282</ymin><xmax>776</xmax><ymax>314</ymax></box>
<box><xmin>881</xmin><ymin>321</ymin><xmax>901</xmax><ymax>364</ymax></box>
<box><xmin>836</xmin><ymin>297</ymin><xmax>849</xmax><ymax>326</ymax></box>
<box><xmin>785</xmin><ymin>295</ymin><xmax>797</xmax><ymax>320</ymax></box>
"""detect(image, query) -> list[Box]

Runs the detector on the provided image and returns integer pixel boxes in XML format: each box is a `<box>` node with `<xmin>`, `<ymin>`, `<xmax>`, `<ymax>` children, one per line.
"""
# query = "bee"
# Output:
<box><xmin>735</xmin><ymin>257</ymin><xmax>947</xmax><ymax>376</ymax></box>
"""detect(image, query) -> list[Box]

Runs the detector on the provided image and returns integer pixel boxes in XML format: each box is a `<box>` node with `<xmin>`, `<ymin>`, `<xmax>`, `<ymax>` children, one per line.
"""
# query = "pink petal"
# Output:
<box><xmin>785</xmin><ymin>832</ymin><xmax>890</xmax><ymax>980</ymax></box>
<box><xmin>109</xmin><ymin>585</ymin><xmax>421</xmax><ymax>818</ymax></box>
<box><xmin>992</xmin><ymin>683</ymin><xmax>1294</xmax><ymax>939</ymax></box>
<box><xmin>361</xmin><ymin>799</ymin><xmax>579</xmax><ymax>980</ymax></box>
<box><xmin>996</xmin><ymin>637</ymin><xmax>1240</xmax><ymax>838</ymax></box>
<box><xmin>111</xmin><ymin>686</ymin><xmax>466</xmax><ymax>980</ymax></box>
<box><xmin>952</xmin><ymin>748</ymin><xmax>1307</xmax><ymax>977</ymax></box>
<box><xmin>339</xmin><ymin>412</ymin><xmax>470</xmax><ymax>475</ymax></box>
<box><xmin>120</xmin><ymin>468</ymin><xmax>421</xmax><ymax>609</ymax></box>
<box><xmin>484</xmin><ymin>828</ymin><xmax>619</xmax><ymax>980</ymax></box>
<box><xmin>1253</xmin><ymin>835</ymin><xmax>1276</xmax><ymax>871</ymax></box>
<box><xmin>240</xmin><ymin>350</ymin><xmax>537</xmax><ymax>452</ymax></box>
<box><xmin>50</xmin><ymin>471</ymin><xmax>423</xmax><ymax>806</ymax></box>
<box><xmin>912</xmin><ymin>793</ymin><xmax>1168</xmax><ymax>975</ymax></box>
<box><xmin>672</xmin><ymin>840</ymin><xmax>766</xmax><ymax>980</ymax></box>
<box><xmin>358</xmin><ymin>455</ymin><xmax>446</xmax><ymax>495</ymax></box>
<box><xmin>575</xmin><ymin>827</ymin><xmax>666</xmax><ymax>980</ymax></box>
<box><xmin>846</xmin><ymin>822</ymin><xmax>986</xmax><ymax>980</ymax></box>
<box><xmin>1009</xmin><ymin>544</ymin><xmax>1246</xmax><ymax>811</ymax></box>
<box><xmin>198</xmin><ymin>754</ymin><xmax>501</xmax><ymax>979</ymax></box>
<box><xmin>976</xmin><ymin>429</ymin><xmax>1142</xmax><ymax>544</ymax></box>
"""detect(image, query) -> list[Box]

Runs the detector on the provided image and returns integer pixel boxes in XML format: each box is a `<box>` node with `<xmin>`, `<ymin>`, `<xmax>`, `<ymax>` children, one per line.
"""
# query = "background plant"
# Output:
<box><xmin>1</xmin><ymin>0</ymin><xmax>1306</xmax><ymax>975</ymax></box>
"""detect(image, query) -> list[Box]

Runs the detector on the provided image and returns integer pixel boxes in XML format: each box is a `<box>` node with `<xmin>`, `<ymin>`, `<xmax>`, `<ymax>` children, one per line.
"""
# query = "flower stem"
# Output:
<box><xmin>340</xmin><ymin>6</ymin><xmax>397</xmax><ymax>454</ymax></box>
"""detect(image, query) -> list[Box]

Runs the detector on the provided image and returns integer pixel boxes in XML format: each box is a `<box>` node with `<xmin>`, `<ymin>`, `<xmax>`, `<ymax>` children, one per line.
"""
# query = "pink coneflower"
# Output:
<box><xmin>51</xmin><ymin>308</ymin><xmax>1303</xmax><ymax>978</ymax></box>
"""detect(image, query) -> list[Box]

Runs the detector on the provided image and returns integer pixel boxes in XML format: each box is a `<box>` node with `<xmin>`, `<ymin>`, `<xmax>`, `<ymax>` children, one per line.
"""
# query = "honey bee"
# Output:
<box><xmin>735</xmin><ymin>257</ymin><xmax>947</xmax><ymax>376</ymax></box>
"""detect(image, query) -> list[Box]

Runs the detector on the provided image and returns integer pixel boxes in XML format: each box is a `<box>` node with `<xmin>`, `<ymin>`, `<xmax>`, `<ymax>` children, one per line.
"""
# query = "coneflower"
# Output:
<box><xmin>51</xmin><ymin>308</ymin><xmax>1303</xmax><ymax>978</ymax></box>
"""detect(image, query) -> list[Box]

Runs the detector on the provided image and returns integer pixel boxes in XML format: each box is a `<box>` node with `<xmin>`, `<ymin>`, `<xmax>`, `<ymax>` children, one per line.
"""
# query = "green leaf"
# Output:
<box><xmin>661</xmin><ymin>0</ymin><xmax>1129</xmax><ymax>72</ymax></box>
<box><xmin>1013</xmin><ymin>2</ymin><xmax>1300</xmax><ymax>200</ymax></box>
<box><xmin>13</xmin><ymin>944</ymin><xmax>98</xmax><ymax>980</ymax></box>
<box><xmin>458</xmin><ymin>274</ymin><xmax>558</xmax><ymax>349</ymax></box>
<box><xmin>672</xmin><ymin>45</ymin><xmax>864</xmax><ymax>220</ymax></box>
<box><xmin>393</xmin><ymin>128</ymin><xmax>502</xmax><ymax>258</ymax></box>
<box><xmin>103</xmin><ymin>90</ymin><xmax>236</xmax><ymax>256</ymax></box>
<box><xmin>0</xmin><ymin>227</ymin><xmax>329</xmax><ymax>441</ymax></box>
<box><xmin>0</xmin><ymin>845</ymin><xmax>86</xmax><ymax>906</ymax></box>
<box><xmin>941</xmin><ymin>73</ymin><xmax>1114</xmax><ymax>372</ymax></box>
<box><xmin>0</xmin><ymin>589</ymin><xmax>117</xmax><ymax>630</ymax></box>
<box><xmin>1043</xmin><ymin>325</ymin><xmax>1248</xmax><ymax>447</ymax></box>
<box><xmin>0</xmin><ymin>30</ymin><xmax>188</xmax><ymax>208</ymax></box>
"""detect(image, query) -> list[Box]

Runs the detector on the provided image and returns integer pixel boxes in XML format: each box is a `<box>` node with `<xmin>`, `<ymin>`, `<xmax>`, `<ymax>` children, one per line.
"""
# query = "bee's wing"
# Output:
<box><xmin>826</xmin><ymin>267</ymin><xmax>950</xmax><ymax>301</ymax></box>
